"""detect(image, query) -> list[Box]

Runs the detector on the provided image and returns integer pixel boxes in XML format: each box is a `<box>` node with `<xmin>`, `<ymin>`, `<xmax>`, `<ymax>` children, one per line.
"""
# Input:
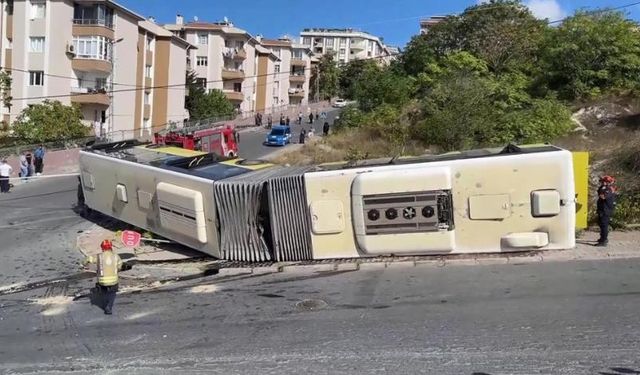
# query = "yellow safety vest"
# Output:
<box><xmin>94</xmin><ymin>251</ymin><xmax>123</xmax><ymax>286</ymax></box>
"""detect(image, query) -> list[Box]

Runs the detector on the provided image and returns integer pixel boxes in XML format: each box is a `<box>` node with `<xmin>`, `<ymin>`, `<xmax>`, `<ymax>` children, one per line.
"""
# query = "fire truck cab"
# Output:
<box><xmin>154</xmin><ymin>124</ymin><xmax>239</xmax><ymax>158</ymax></box>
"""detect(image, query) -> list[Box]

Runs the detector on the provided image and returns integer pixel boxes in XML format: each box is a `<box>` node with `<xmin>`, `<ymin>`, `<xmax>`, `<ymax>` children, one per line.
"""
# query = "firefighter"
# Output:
<box><xmin>596</xmin><ymin>175</ymin><xmax>617</xmax><ymax>247</ymax></box>
<box><xmin>84</xmin><ymin>239</ymin><xmax>123</xmax><ymax>315</ymax></box>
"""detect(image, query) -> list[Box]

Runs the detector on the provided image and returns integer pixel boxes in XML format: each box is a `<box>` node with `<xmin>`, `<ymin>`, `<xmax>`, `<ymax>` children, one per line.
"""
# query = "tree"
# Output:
<box><xmin>541</xmin><ymin>10</ymin><xmax>640</xmax><ymax>100</ymax></box>
<box><xmin>339</xmin><ymin>59</ymin><xmax>379</xmax><ymax>99</ymax></box>
<box><xmin>0</xmin><ymin>69</ymin><xmax>11</xmax><ymax>110</ymax></box>
<box><xmin>316</xmin><ymin>54</ymin><xmax>339</xmax><ymax>100</ymax></box>
<box><xmin>189</xmin><ymin>89</ymin><xmax>234</xmax><ymax>121</ymax></box>
<box><xmin>185</xmin><ymin>70</ymin><xmax>206</xmax><ymax>118</ymax></box>
<box><xmin>402</xmin><ymin>0</ymin><xmax>546</xmax><ymax>75</ymax></box>
<box><xmin>353</xmin><ymin>65</ymin><xmax>414</xmax><ymax>112</ymax></box>
<box><xmin>12</xmin><ymin>100</ymin><xmax>88</xmax><ymax>143</ymax></box>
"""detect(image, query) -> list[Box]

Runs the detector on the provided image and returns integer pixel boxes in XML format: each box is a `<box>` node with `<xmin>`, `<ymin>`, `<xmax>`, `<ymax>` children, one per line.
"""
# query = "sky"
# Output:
<box><xmin>118</xmin><ymin>0</ymin><xmax>640</xmax><ymax>47</ymax></box>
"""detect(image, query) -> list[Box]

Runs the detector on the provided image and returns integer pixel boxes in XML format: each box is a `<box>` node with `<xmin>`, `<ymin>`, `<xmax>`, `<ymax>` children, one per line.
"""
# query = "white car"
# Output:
<box><xmin>333</xmin><ymin>98</ymin><xmax>347</xmax><ymax>108</ymax></box>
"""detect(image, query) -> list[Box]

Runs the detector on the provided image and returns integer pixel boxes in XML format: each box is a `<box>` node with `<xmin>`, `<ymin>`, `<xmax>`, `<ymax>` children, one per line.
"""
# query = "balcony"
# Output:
<box><xmin>145</xmin><ymin>49</ymin><xmax>153</xmax><ymax>64</ymax></box>
<box><xmin>291</xmin><ymin>58</ymin><xmax>306</xmax><ymax>67</ymax></box>
<box><xmin>143</xmin><ymin>104</ymin><xmax>151</xmax><ymax>119</ymax></box>
<box><xmin>223</xmin><ymin>47</ymin><xmax>246</xmax><ymax>60</ymax></box>
<box><xmin>289</xmin><ymin>74</ymin><xmax>305</xmax><ymax>83</ymax></box>
<box><xmin>288</xmin><ymin>88</ymin><xmax>305</xmax><ymax>98</ymax></box>
<box><xmin>70</xmin><ymin>86</ymin><xmax>110</xmax><ymax>106</ymax></box>
<box><xmin>221</xmin><ymin>68</ymin><xmax>245</xmax><ymax>80</ymax></box>
<box><xmin>72</xmin><ymin>58</ymin><xmax>112</xmax><ymax>74</ymax></box>
<box><xmin>223</xmin><ymin>90</ymin><xmax>244</xmax><ymax>102</ymax></box>
<box><xmin>6</xmin><ymin>14</ymin><xmax>12</xmax><ymax>40</ymax></box>
<box><xmin>144</xmin><ymin>77</ymin><xmax>152</xmax><ymax>93</ymax></box>
<box><xmin>72</xmin><ymin>20</ymin><xmax>115</xmax><ymax>39</ymax></box>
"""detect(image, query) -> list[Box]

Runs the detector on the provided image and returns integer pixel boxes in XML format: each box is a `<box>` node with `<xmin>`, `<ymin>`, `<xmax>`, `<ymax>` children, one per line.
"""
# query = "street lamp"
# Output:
<box><xmin>108</xmin><ymin>37</ymin><xmax>124</xmax><ymax>139</ymax></box>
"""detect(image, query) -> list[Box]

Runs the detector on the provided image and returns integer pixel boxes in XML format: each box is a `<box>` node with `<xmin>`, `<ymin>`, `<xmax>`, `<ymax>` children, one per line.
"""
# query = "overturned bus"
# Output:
<box><xmin>79</xmin><ymin>142</ymin><xmax>576</xmax><ymax>262</ymax></box>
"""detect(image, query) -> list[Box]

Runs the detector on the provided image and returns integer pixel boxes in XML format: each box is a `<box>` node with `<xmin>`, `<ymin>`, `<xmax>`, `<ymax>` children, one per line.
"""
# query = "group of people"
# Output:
<box><xmin>298</xmin><ymin>121</ymin><xmax>331</xmax><ymax>144</ymax></box>
<box><xmin>0</xmin><ymin>145</ymin><xmax>45</xmax><ymax>193</ymax></box>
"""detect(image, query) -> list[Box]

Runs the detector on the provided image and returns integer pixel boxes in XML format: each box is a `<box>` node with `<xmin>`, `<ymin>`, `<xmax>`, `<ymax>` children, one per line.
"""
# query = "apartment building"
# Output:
<box><xmin>420</xmin><ymin>16</ymin><xmax>446</xmax><ymax>35</ymax></box>
<box><xmin>165</xmin><ymin>18</ymin><xmax>261</xmax><ymax>114</ymax></box>
<box><xmin>259</xmin><ymin>37</ymin><xmax>311</xmax><ymax>108</ymax></box>
<box><xmin>0</xmin><ymin>0</ymin><xmax>191</xmax><ymax>139</ymax></box>
<box><xmin>299</xmin><ymin>28</ymin><xmax>391</xmax><ymax>64</ymax></box>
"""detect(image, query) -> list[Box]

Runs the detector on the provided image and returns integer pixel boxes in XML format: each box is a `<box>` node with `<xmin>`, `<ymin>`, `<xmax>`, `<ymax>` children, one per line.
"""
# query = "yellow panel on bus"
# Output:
<box><xmin>572</xmin><ymin>151</ymin><xmax>589</xmax><ymax>229</ymax></box>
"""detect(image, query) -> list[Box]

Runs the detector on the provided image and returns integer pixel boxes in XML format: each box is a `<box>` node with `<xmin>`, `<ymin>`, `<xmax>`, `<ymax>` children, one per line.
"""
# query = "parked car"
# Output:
<box><xmin>265</xmin><ymin>125</ymin><xmax>292</xmax><ymax>146</ymax></box>
<box><xmin>333</xmin><ymin>98</ymin><xmax>347</xmax><ymax>108</ymax></box>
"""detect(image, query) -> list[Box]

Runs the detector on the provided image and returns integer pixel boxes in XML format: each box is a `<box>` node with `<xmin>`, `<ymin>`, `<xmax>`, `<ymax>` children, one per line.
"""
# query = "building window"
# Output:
<box><xmin>73</xmin><ymin>36</ymin><xmax>113</xmax><ymax>60</ymax></box>
<box><xmin>29</xmin><ymin>71</ymin><xmax>44</xmax><ymax>86</ymax></box>
<box><xmin>145</xmin><ymin>65</ymin><xmax>152</xmax><ymax>78</ymax></box>
<box><xmin>325</xmin><ymin>38</ymin><xmax>334</xmax><ymax>47</ymax></box>
<box><xmin>273</xmin><ymin>48</ymin><xmax>281</xmax><ymax>58</ymax></box>
<box><xmin>146</xmin><ymin>36</ymin><xmax>153</xmax><ymax>51</ymax></box>
<box><xmin>144</xmin><ymin>92</ymin><xmax>150</xmax><ymax>105</ymax></box>
<box><xmin>96</xmin><ymin>77</ymin><xmax>107</xmax><ymax>90</ymax></box>
<box><xmin>73</xmin><ymin>4</ymin><xmax>114</xmax><ymax>28</ymax></box>
<box><xmin>197</xmin><ymin>33</ymin><xmax>208</xmax><ymax>45</ymax></box>
<box><xmin>274</xmin><ymin>64</ymin><xmax>280</xmax><ymax>73</ymax></box>
<box><xmin>293</xmin><ymin>50</ymin><xmax>303</xmax><ymax>59</ymax></box>
<box><xmin>29</xmin><ymin>37</ymin><xmax>45</xmax><ymax>53</ymax></box>
<box><xmin>195</xmin><ymin>78</ymin><xmax>206</xmax><ymax>88</ymax></box>
<box><xmin>30</xmin><ymin>0</ymin><xmax>45</xmax><ymax>19</ymax></box>
<box><xmin>302</xmin><ymin>37</ymin><xmax>311</xmax><ymax>45</ymax></box>
<box><xmin>339</xmin><ymin>38</ymin><xmax>346</xmax><ymax>46</ymax></box>
<box><xmin>233</xmin><ymin>82</ymin><xmax>241</xmax><ymax>92</ymax></box>
<box><xmin>339</xmin><ymin>48</ymin><xmax>345</xmax><ymax>56</ymax></box>
<box><xmin>235</xmin><ymin>40</ymin><xmax>243</xmax><ymax>49</ymax></box>
<box><xmin>196</xmin><ymin>56</ymin><xmax>208</xmax><ymax>66</ymax></box>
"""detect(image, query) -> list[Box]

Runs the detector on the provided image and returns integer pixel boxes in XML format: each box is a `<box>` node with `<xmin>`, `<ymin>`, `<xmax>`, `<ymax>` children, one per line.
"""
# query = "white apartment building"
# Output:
<box><xmin>259</xmin><ymin>37</ymin><xmax>311</xmax><ymax>108</ymax></box>
<box><xmin>165</xmin><ymin>17</ymin><xmax>313</xmax><ymax>115</ymax></box>
<box><xmin>299</xmin><ymin>28</ymin><xmax>391</xmax><ymax>64</ymax></box>
<box><xmin>0</xmin><ymin>0</ymin><xmax>191</xmax><ymax>139</ymax></box>
<box><xmin>165</xmin><ymin>18</ymin><xmax>262</xmax><ymax>114</ymax></box>
<box><xmin>420</xmin><ymin>16</ymin><xmax>446</xmax><ymax>35</ymax></box>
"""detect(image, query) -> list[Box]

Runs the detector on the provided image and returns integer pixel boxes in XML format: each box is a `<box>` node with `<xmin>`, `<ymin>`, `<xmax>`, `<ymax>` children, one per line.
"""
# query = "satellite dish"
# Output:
<box><xmin>194</xmin><ymin>16</ymin><xmax>199</xmax><ymax>22</ymax></box>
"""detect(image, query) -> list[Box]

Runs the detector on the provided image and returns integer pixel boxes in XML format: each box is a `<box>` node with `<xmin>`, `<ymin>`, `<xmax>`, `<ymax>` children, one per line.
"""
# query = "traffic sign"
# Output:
<box><xmin>121</xmin><ymin>230</ymin><xmax>141</xmax><ymax>248</ymax></box>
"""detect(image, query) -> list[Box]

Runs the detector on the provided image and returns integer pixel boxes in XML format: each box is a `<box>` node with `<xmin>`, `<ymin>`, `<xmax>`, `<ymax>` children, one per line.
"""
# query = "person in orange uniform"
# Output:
<box><xmin>84</xmin><ymin>240</ymin><xmax>123</xmax><ymax>315</ymax></box>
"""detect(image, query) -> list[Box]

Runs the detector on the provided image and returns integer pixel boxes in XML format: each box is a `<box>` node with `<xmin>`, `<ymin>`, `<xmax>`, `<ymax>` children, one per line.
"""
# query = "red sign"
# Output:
<box><xmin>121</xmin><ymin>230</ymin><xmax>141</xmax><ymax>248</ymax></box>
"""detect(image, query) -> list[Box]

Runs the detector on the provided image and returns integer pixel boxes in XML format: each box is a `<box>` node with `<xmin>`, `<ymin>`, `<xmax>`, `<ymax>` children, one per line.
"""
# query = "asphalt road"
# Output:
<box><xmin>2</xmin><ymin>259</ymin><xmax>640</xmax><ymax>373</ymax></box>
<box><xmin>0</xmin><ymin>176</ymin><xmax>89</xmax><ymax>289</ymax></box>
<box><xmin>237</xmin><ymin>108</ymin><xmax>341</xmax><ymax>160</ymax></box>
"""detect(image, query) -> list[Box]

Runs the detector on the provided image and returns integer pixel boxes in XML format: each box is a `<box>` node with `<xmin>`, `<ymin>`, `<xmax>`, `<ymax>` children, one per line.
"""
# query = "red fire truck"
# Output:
<box><xmin>154</xmin><ymin>124</ymin><xmax>239</xmax><ymax>158</ymax></box>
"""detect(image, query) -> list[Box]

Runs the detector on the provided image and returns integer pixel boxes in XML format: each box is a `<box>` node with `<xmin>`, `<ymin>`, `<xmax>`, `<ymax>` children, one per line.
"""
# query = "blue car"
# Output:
<box><xmin>265</xmin><ymin>125</ymin><xmax>291</xmax><ymax>146</ymax></box>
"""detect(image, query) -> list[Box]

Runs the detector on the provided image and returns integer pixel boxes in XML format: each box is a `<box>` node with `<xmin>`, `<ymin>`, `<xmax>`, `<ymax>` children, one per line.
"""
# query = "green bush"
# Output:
<box><xmin>12</xmin><ymin>100</ymin><xmax>88</xmax><ymax>143</ymax></box>
<box><xmin>610</xmin><ymin>191</ymin><xmax>640</xmax><ymax>229</ymax></box>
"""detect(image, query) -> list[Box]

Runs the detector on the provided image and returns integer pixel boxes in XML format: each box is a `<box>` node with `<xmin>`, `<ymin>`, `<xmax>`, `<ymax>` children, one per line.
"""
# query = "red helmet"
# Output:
<box><xmin>100</xmin><ymin>239</ymin><xmax>113</xmax><ymax>251</ymax></box>
<box><xmin>600</xmin><ymin>175</ymin><xmax>615</xmax><ymax>184</ymax></box>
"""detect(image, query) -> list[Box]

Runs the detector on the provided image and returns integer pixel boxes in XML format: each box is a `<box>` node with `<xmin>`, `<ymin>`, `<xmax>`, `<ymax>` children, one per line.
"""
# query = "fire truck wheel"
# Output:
<box><xmin>227</xmin><ymin>152</ymin><xmax>236</xmax><ymax>158</ymax></box>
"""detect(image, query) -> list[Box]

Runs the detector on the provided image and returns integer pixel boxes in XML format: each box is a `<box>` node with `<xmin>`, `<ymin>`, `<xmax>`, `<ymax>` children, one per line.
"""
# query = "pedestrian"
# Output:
<box><xmin>19</xmin><ymin>153</ymin><xmax>29</xmax><ymax>182</ymax></box>
<box><xmin>315</xmin><ymin>111</ymin><xmax>319</xmax><ymax>121</ymax></box>
<box><xmin>34</xmin><ymin>145</ymin><xmax>45</xmax><ymax>176</ymax></box>
<box><xmin>596</xmin><ymin>175</ymin><xmax>617</xmax><ymax>247</ymax></box>
<box><xmin>323</xmin><ymin>121</ymin><xmax>330</xmax><ymax>136</ymax></box>
<box><xmin>321</xmin><ymin>111</ymin><xmax>327</xmax><ymax>120</ymax></box>
<box><xmin>0</xmin><ymin>159</ymin><xmax>12</xmax><ymax>193</ymax></box>
<box><xmin>83</xmin><ymin>239</ymin><xmax>123</xmax><ymax>315</ymax></box>
<box><xmin>25</xmin><ymin>151</ymin><xmax>34</xmax><ymax>178</ymax></box>
<box><xmin>286</xmin><ymin>116</ymin><xmax>290</xmax><ymax>126</ymax></box>
<box><xmin>298</xmin><ymin>112</ymin><xmax>303</xmax><ymax>125</ymax></box>
<box><xmin>309</xmin><ymin>112</ymin><xmax>314</xmax><ymax>124</ymax></box>
<box><xmin>280</xmin><ymin>114</ymin><xmax>285</xmax><ymax>126</ymax></box>
<box><xmin>267</xmin><ymin>114</ymin><xmax>272</xmax><ymax>129</ymax></box>
<box><xmin>258</xmin><ymin>113</ymin><xmax>263</xmax><ymax>127</ymax></box>
<box><xmin>299</xmin><ymin>129</ymin><xmax>306</xmax><ymax>144</ymax></box>
<box><xmin>307</xmin><ymin>128</ymin><xmax>315</xmax><ymax>139</ymax></box>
